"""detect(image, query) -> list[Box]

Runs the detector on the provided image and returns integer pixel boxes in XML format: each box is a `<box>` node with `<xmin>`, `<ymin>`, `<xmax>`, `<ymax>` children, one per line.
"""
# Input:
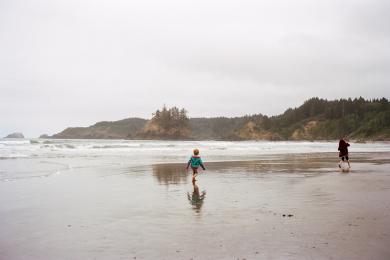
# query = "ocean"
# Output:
<box><xmin>1</xmin><ymin>138</ymin><xmax>390</xmax><ymax>181</ymax></box>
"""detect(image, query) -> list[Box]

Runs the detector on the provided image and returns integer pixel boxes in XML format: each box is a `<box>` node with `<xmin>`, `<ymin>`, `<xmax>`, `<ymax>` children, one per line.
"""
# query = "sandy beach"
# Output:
<box><xmin>1</xmin><ymin>140</ymin><xmax>390</xmax><ymax>259</ymax></box>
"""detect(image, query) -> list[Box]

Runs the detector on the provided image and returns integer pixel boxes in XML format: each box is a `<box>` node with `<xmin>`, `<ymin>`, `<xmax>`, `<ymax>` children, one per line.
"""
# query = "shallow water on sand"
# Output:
<box><xmin>1</xmin><ymin>140</ymin><xmax>390</xmax><ymax>259</ymax></box>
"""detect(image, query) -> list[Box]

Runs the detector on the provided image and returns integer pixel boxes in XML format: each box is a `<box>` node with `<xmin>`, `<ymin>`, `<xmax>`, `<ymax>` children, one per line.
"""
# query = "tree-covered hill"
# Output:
<box><xmin>137</xmin><ymin>106</ymin><xmax>190</xmax><ymax>139</ymax></box>
<box><xmin>51</xmin><ymin>97</ymin><xmax>390</xmax><ymax>140</ymax></box>
<box><xmin>248</xmin><ymin>97</ymin><xmax>390</xmax><ymax>140</ymax></box>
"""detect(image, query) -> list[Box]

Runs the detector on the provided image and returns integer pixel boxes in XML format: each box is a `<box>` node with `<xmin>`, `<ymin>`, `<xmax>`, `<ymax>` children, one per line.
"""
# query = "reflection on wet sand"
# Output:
<box><xmin>152</xmin><ymin>163</ymin><xmax>188</xmax><ymax>185</ymax></box>
<box><xmin>205</xmin><ymin>154</ymin><xmax>337</xmax><ymax>175</ymax></box>
<box><xmin>151</xmin><ymin>153</ymin><xmax>342</xmax><ymax>186</ymax></box>
<box><xmin>151</xmin><ymin>163</ymin><xmax>206</xmax><ymax>212</ymax></box>
<box><xmin>151</xmin><ymin>152</ymin><xmax>390</xmax><ymax>186</ymax></box>
<box><xmin>200</xmin><ymin>152</ymin><xmax>387</xmax><ymax>176</ymax></box>
<box><xmin>187</xmin><ymin>179</ymin><xmax>206</xmax><ymax>212</ymax></box>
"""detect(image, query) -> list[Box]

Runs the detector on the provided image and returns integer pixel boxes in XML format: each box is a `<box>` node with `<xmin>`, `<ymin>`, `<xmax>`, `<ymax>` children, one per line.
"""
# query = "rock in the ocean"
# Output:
<box><xmin>39</xmin><ymin>134</ymin><xmax>50</xmax><ymax>138</ymax></box>
<box><xmin>4</xmin><ymin>132</ymin><xmax>24</xmax><ymax>138</ymax></box>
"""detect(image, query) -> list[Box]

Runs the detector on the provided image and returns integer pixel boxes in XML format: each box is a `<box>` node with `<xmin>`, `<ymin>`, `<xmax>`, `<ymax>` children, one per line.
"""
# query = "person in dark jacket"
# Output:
<box><xmin>338</xmin><ymin>137</ymin><xmax>350</xmax><ymax>168</ymax></box>
<box><xmin>186</xmin><ymin>148</ymin><xmax>206</xmax><ymax>182</ymax></box>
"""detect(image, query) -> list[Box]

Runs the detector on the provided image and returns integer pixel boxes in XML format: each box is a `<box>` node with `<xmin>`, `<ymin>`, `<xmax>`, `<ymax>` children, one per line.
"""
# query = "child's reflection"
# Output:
<box><xmin>187</xmin><ymin>179</ymin><xmax>206</xmax><ymax>212</ymax></box>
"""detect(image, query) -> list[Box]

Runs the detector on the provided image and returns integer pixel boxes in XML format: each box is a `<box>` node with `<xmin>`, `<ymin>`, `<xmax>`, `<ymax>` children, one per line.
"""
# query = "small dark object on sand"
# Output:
<box><xmin>282</xmin><ymin>214</ymin><xmax>286</xmax><ymax>217</ymax></box>
<box><xmin>288</xmin><ymin>214</ymin><xmax>294</xmax><ymax>217</ymax></box>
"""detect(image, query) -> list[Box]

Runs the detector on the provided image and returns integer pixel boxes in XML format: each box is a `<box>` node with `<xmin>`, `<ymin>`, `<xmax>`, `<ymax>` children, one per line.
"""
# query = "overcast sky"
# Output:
<box><xmin>1</xmin><ymin>0</ymin><xmax>389</xmax><ymax>137</ymax></box>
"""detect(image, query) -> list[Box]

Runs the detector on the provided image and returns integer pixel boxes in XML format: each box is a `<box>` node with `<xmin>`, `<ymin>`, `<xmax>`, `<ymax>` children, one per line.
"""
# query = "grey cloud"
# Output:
<box><xmin>0</xmin><ymin>0</ymin><xmax>389</xmax><ymax>137</ymax></box>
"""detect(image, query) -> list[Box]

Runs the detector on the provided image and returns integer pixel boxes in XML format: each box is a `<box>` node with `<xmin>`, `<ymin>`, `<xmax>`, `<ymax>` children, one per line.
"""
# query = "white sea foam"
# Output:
<box><xmin>1</xmin><ymin>139</ymin><xmax>390</xmax><ymax>159</ymax></box>
<box><xmin>1</xmin><ymin>138</ymin><xmax>390</xmax><ymax>181</ymax></box>
<box><xmin>0</xmin><ymin>153</ymin><xmax>29</xmax><ymax>159</ymax></box>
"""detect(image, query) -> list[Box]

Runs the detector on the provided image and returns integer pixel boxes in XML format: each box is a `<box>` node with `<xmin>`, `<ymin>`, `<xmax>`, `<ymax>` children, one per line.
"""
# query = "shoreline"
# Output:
<box><xmin>3</xmin><ymin>136</ymin><xmax>390</xmax><ymax>142</ymax></box>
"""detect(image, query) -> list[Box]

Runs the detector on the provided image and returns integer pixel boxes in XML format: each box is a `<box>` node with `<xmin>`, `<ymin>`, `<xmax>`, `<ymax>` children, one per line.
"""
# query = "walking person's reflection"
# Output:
<box><xmin>187</xmin><ymin>178</ymin><xmax>206</xmax><ymax>212</ymax></box>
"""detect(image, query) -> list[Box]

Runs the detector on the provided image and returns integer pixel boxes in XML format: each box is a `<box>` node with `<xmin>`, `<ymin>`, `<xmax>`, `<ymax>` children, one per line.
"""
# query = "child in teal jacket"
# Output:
<box><xmin>186</xmin><ymin>148</ymin><xmax>206</xmax><ymax>182</ymax></box>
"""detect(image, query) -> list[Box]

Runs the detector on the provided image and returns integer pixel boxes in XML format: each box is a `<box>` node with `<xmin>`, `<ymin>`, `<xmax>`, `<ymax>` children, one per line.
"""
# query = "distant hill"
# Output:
<box><xmin>4</xmin><ymin>132</ymin><xmax>24</xmax><ymax>138</ymax></box>
<box><xmin>52</xmin><ymin>118</ymin><xmax>147</xmax><ymax>139</ymax></box>
<box><xmin>52</xmin><ymin>97</ymin><xmax>390</xmax><ymax>140</ymax></box>
<box><xmin>189</xmin><ymin>117</ymin><xmax>252</xmax><ymax>140</ymax></box>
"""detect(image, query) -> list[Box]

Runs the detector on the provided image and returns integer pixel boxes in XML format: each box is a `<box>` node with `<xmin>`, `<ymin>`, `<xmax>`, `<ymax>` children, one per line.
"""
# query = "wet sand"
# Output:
<box><xmin>1</xmin><ymin>152</ymin><xmax>390</xmax><ymax>259</ymax></box>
